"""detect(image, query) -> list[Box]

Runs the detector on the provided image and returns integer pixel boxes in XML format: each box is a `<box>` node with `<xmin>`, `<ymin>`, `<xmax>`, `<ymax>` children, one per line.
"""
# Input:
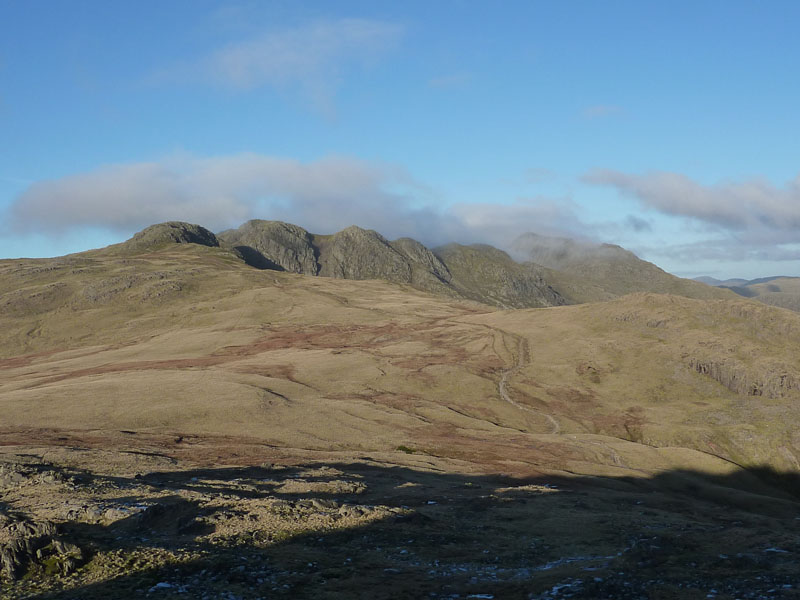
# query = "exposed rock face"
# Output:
<box><xmin>122</xmin><ymin>222</ymin><xmax>219</xmax><ymax>253</ymax></box>
<box><xmin>391</xmin><ymin>238</ymin><xmax>452</xmax><ymax>287</ymax></box>
<box><xmin>216</xmin><ymin>222</ymin><xmax>462</xmax><ymax>300</ymax></box>
<box><xmin>317</xmin><ymin>226</ymin><xmax>412</xmax><ymax>282</ymax></box>
<box><xmin>434</xmin><ymin>243</ymin><xmax>566</xmax><ymax>308</ymax></box>
<box><xmin>601</xmin><ymin>294</ymin><xmax>800</xmax><ymax>401</ymax></box>
<box><xmin>0</xmin><ymin>512</ymin><xmax>83</xmax><ymax>581</ymax></box>
<box><xmin>687</xmin><ymin>357</ymin><xmax>800</xmax><ymax>399</ymax></box>
<box><xmin>217</xmin><ymin>220</ymin><xmax>319</xmax><ymax>274</ymax></box>
<box><xmin>210</xmin><ymin>223</ymin><xmax>567</xmax><ymax>308</ymax></box>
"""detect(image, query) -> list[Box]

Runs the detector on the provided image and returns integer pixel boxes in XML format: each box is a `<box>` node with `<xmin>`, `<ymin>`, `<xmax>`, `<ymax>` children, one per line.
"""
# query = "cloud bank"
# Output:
<box><xmin>583</xmin><ymin>169</ymin><xmax>800</xmax><ymax>232</ymax></box>
<box><xmin>583</xmin><ymin>168</ymin><xmax>800</xmax><ymax>262</ymax></box>
<box><xmin>7</xmin><ymin>154</ymin><xmax>581</xmax><ymax>251</ymax></box>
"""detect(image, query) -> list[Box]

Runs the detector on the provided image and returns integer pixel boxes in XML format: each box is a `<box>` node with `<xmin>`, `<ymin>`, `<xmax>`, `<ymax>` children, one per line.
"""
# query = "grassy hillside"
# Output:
<box><xmin>2</xmin><ymin>242</ymin><xmax>798</xmax><ymax>472</ymax></box>
<box><xmin>466</xmin><ymin>294</ymin><xmax>800</xmax><ymax>471</ymax></box>
<box><xmin>3</xmin><ymin>234</ymin><xmax>800</xmax><ymax>598</ymax></box>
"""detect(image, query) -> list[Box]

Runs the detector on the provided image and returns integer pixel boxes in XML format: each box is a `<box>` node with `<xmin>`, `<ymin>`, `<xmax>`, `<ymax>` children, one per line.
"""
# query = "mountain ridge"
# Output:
<box><xmin>216</xmin><ymin>219</ymin><xmax>733</xmax><ymax>308</ymax></box>
<box><xmin>33</xmin><ymin>219</ymin><xmax>739</xmax><ymax>311</ymax></box>
<box><xmin>219</xmin><ymin>220</ymin><xmax>566</xmax><ymax>308</ymax></box>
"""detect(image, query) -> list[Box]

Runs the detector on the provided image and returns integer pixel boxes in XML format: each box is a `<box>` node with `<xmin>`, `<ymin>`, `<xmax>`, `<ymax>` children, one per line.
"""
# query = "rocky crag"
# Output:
<box><xmin>220</xmin><ymin>220</ymin><xmax>565</xmax><ymax>308</ymax></box>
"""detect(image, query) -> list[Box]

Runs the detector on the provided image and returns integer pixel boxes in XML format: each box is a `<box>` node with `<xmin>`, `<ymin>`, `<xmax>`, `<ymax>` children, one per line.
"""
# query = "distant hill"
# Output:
<box><xmin>695</xmin><ymin>275</ymin><xmax>800</xmax><ymax>312</ymax></box>
<box><xmin>511</xmin><ymin>232</ymin><xmax>732</xmax><ymax>303</ymax></box>
<box><xmin>694</xmin><ymin>276</ymin><xmax>749</xmax><ymax>287</ymax></box>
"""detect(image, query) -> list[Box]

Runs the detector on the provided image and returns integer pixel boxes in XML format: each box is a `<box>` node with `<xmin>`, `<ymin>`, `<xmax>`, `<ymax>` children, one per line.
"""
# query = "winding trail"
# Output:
<box><xmin>498</xmin><ymin>334</ymin><xmax>561</xmax><ymax>434</ymax></box>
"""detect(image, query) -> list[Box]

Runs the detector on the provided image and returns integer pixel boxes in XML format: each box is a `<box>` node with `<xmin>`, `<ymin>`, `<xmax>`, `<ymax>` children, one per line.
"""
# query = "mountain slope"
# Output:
<box><xmin>512</xmin><ymin>232</ymin><xmax>734</xmax><ymax>303</ymax></box>
<box><xmin>122</xmin><ymin>221</ymin><xmax>220</xmax><ymax>251</ymax></box>
<box><xmin>465</xmin><ymin>292</ymin><xmax>800</xmax><ymax>471</ymax></box>
<box><xmin>745</xmin><ymin>277</ymin><xmax>800</xmax><ymax>311</ymax></box>
<box><xmin>3</xmin><ymin>241</ymin><xmax>800</xmax><ymax>472</ymax></box>
<box><xmin>433</xmin><ymin>243</ymin><xmax>565</xmax><ymax>308</ymax></box>
<box><xmin>220</xmin><ymin>220</ymin><xmax>734</xmax><ymax>309</ymax></box>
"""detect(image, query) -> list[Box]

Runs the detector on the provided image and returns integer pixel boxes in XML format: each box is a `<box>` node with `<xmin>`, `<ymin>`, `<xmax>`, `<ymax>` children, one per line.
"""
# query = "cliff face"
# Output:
<box><xmin>390</xmin><ymin>237</ymin><xmax>452</xmax><ymax>286</ymax></box>
<box><xmin>434</xmin><ymin>243</ymin><xmax>566</xmax><ymax>308</ymax></box>
<box><xmin>218</xmin><ymin>220</ymin><xmax>318</xmax><ymax>274</ymax></box>
<box><xmin>316</xmin><ymin>226</ymin><xmax>412</xmax><ymax>282</ymax></box>
<box><xmin>686</xmin><ymin>356</ymin><xmax>799</xmax><ymax>398</ymax></box>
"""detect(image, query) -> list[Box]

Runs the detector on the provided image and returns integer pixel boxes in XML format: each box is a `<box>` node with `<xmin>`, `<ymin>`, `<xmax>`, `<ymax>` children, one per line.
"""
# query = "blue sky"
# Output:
<box><xmin>2</xmin><ymin>1</ymin><xmax>799</xmax><ymax>279</ymax></box>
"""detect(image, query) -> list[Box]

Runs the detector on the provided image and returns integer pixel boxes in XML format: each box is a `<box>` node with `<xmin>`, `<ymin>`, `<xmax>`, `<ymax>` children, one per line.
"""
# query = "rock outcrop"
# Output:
<box><xmin>121</xmin><ymin>222</ymin><xmax>219</xmax><ymax>253</ymax></box>
<box><xmin>218</xmin><ymin>220</ymin><xmax>318</xmax><ymax>274</ymax></box>
<box><xmin>0</xmin><ymin>512</ymin><xmax>83</xmax><ymax>581</ymax></box>
<box><xmin>434</xmin><ymin>243</ymin><xmax>566</xmax><ymax>308</ymax></box>
<box><xmin>316</xmin><ymin>226</ymin><xmax>413</xmax><ymax>282</ymax></box>
<box><xmin>687</xmin><ymin>356</ymin><xmax>799</xmax><ymax>398</ymax></box>
<box><xmin>390</xmin><ymin>237</ymin><xmax>453</xmax><ymax>288</ymax></box>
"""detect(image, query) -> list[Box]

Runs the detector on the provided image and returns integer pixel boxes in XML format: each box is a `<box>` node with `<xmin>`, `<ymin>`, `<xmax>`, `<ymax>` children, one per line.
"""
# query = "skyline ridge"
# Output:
<box><xmin>2</xmin><ymin>2</ymin><xmax>799</xmax><ymax>280</ymax></box>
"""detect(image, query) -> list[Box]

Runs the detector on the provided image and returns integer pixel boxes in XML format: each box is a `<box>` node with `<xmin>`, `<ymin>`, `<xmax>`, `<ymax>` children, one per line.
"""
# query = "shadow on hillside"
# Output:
<box><xmin>230</xmin><ymin>246</ymin><xmax>284</xmax><ymax>271</ymax></box>
<box><xmin>9</xmin><ymin>460</ymin><xmax>800</xmax><ymax>600</ymax></box>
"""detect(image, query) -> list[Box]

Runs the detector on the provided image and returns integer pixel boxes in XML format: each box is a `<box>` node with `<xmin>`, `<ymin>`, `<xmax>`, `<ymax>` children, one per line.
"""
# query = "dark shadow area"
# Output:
<box><xmin>720</xmin><ymin>285</ymin><xmax>758</xmax><ymax>298</ymax></box>
<box><xmin>2</xmin><ymin>458</ymin><xmax>800</xmax><ymax>600</ymax></box>
<box><xmin>232</xmin><ymin>246</ymin><xmax>284</xmax><ymax>271</ymax></box>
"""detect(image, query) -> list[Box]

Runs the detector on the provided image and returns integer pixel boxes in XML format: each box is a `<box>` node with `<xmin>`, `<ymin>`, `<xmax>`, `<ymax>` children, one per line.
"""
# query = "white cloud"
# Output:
<box><xmin>582</xmin><ymin>168</ymin><xmax>800</xmax><ymax>270</ymax></box>
<box><xmin>449</xmin><ymin>198</ymin><xmax>583</xmax><ymax>247</ymax></box>
<box><xmin>642</xmin><ymin>238</ymin><xmax>800</xmax><ymax>264</ymax></box>
<box><xmin>193</xmin><ymin>18</ymin><xmax>403</xmax><ymax>114</ymax></box>
<box><xmin>6</xmin><ymin>154</ymin><xmax>582</xmax><ymax>252</ymax></box>
<box><xmin>10</xmin><ymin>155</ymin><xmax>410</xmax><ymax>234</ymax></box>
<box><xmin>582</xmin><ymin>169</ymin><xmax>800</xmax><ymax>233</ymax></box>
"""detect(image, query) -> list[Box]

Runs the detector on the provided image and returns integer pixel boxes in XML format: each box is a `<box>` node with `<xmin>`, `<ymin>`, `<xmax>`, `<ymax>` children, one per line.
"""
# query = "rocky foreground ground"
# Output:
<box><xmin>2</xmin><ymin>437</ymin><xmax>800</xmax><ymax>600</ymax></box>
